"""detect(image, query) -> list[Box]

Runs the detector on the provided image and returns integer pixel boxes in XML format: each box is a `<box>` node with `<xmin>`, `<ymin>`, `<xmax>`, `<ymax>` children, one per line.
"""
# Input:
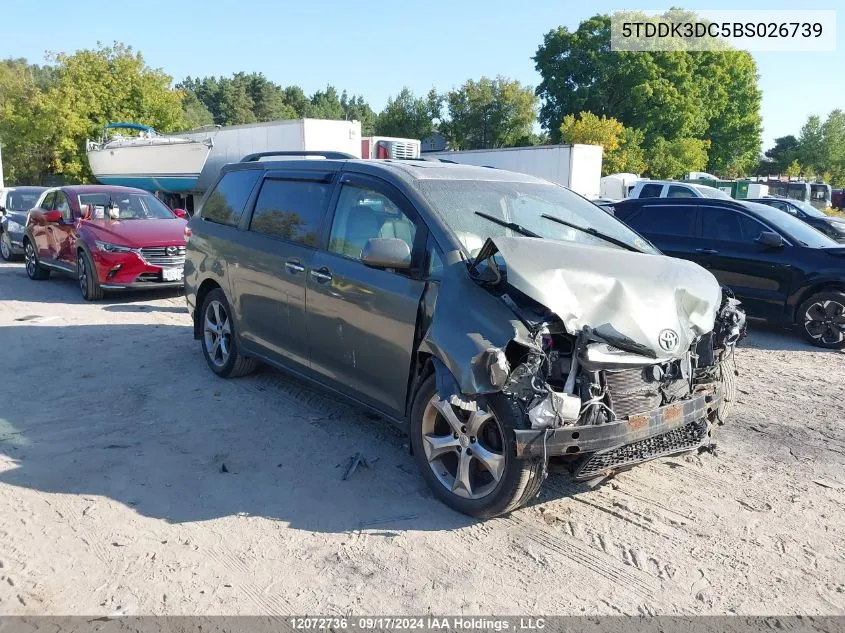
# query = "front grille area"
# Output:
<box><xmin>575</xmin><ymin>419</ymin><xmax>709</xmax><ymax>480</ymax></box>
<box><xmin>139</xmin><ymin>245</ymin><xmax>186</xmax><ymax>267</ymax></box>
<box><xmin>604</xmin><ymin>367</ymin><xmax>661</xmax><ymax>418</ymax></box>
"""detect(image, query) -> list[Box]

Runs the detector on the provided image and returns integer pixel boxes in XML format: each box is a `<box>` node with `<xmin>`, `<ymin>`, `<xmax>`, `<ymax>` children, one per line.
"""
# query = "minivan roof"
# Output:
<box><xmin>220</xmin><ymin>158</ymin><xmax>550</xmax><ymax>185</ymax></box>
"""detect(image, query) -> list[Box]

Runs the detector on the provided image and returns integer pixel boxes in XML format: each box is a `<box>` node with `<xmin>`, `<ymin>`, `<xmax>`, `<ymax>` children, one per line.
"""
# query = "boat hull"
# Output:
<box><xmin>87</xmin><ymin>141</ymin><xmax>211</xmax><ymax>194</ymax></box>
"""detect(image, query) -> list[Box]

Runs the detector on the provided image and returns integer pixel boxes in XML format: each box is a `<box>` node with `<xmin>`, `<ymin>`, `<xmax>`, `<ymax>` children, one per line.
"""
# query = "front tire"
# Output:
<box><xmin>797</xmin><ymin>291</ymin><xmax>845</xmax><ymax>349</ymax></box>
<box><xmin>78</xmin><ymin>250</ymin><xmax>104</xmax><ymax>301</ymax></box>
<box><xmin>24</xmin><ymin>240</ymin><xmax>50</xmax><ymax>280</ymax></box>
<box><xmin>409</xmin><ymin>374</ymin><xmax>545</xmax><ymax>518</ymax></box>
<box><xmin>200</xmin><ymin>288</ymin><xmax>257</xmax><ymax>378</ymax></box>
<box><xmin>716</xmin><ymin>355</ymin><xmax>737</xmax><ymax>423</ymax></box>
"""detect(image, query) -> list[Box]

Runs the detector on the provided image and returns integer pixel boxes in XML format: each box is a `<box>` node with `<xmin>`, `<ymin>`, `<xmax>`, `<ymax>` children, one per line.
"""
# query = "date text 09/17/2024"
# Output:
<box><xmin>288</xmin><ymin>617</ymin><xmax>548</xmax><ymax>631</ymax></box>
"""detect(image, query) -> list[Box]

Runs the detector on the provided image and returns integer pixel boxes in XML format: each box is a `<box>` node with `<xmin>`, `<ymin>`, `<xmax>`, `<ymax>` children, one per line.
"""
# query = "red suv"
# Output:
<box><xmin>24</xmin><ymin>185</ymin><xmax>188</xmax><ymax>300</ymax></box>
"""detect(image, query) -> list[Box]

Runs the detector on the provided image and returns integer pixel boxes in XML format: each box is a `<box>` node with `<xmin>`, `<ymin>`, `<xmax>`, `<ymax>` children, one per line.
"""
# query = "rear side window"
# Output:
<box><xmin>249</xmin><ymin>179</ymin><xmax>330</xmax><ymax>246</ymax></box>
<box><xmin>638</xmin><ymin>184</ymin><xmax>663</xmax><ymax>198</ymax></box>
<box><xmin>626</xmin><ymin>205</ymin><xmax>697</xmax><ymax>237</ymax></box>
<box><xmin>701</xmin><ymin>207</ymin><xmax>767</xmax><ymax>242</ymax></box>
<box><xmin>201</xmin><ymin>170</ymin><xmax>261</xmax><ymax>226</ymax></box>
<box><xmin>667</xmin><ymin>185</ymin><xmax>695</xmax><ymax>198</ymax></box>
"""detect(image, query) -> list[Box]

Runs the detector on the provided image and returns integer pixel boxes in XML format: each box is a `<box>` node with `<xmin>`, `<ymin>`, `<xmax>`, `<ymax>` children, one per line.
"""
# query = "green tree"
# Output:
<box><xmin>796</xmin><ymin>115</ymin><xmax>824</xmax><ymax>175</ymax></box>
<box><xmin>181</xmin><ymin>91</ymin><xmax>214</xmax><ymax>129</ymax></box>
<box><xmin>340</xmin><ymin>91</ymin><xmax>376</xmax><ymax>135</ymax></box>
<box><xmin>560</xmin><ymin>111</ymin><xmax>624</xmax><ymax>150</ymax></box>
<box><xmin>534</xmin><ymin>12</ymin><xmax>761</xmax><ymax>172</ymax></box>
<box><xmin>242</xmin><ymin>72</ymin><xmax>296</xmax><ymax>122</ymax></box>
<box><xmin>308</xmin><ymin>85</ymin><xmax>344</xmax><ymax>120</ymax></box>
<box><xmin>442</xmin><ymin>76</ymin><xmax>537</xmax><ymax>150</ymax></box>
<box><xmin>281</xmin><ymin>85</ymin><xmax>310</xmax><ymax>117</ymax></box>
<box><xmin>375</xmin><ymin>87</ymin><xmax>442</xmax><ymax>140</ymax></box>
<box><xmin>0</xmin><ymin>58</ymin><xmax>57</xmax><ymax>184</ymax></box>
<box><xmin>819</xmin><ymin>110</ymin><xmax>845</xmax><ymax>185</ymax></box>
<box><xmin>783</xmin><ymin>159</ymin><xmax>802</xmax><ymax>178</ymax></box>
<box><xmin>764</xmin><ymin>135</ymin><xmax>800</xmax><ymax>173</ymax></box>
<box><xmin>645</xmin><ymin>137</ymin><xmax>709</xmax><ymax>179</ymax></box>
<box><xmin>559</xmin><ymin>111</ymin><xmax>646</xmax><ymax>175</ymax></box>
<box><xmin>13</xmin><ymin>43</ymin><xmax>186</xmax><ymax>182</ymax></box>
<box><xmin>608</xmin><ymin>127</ymin><xmax>647</xmax><ymax>175</ymax></box>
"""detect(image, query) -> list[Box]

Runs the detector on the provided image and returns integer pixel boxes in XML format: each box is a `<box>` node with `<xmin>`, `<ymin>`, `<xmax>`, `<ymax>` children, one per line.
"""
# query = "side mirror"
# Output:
<box><xmin>43</xmin><ymin>209</ymin><xmax>63</xmax><ymax>223</ymax></box>
<box><xmin>756</xmin><ymin>231</ymin><xmax>785</xmax><ymax>248</ymax></box>
<box><xmin>361</xmin><ymin>237</ymin><xmax>412</xmax><ymax>270</ymax></box>
<box><xmin>172</xmin><ymin>208</ymin><xmax>188</xmax><ymax>219</ymax></box>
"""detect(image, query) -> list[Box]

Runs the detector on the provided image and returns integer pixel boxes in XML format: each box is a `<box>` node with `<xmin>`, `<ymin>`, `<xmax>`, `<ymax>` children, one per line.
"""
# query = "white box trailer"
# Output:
<box><xmin>182</xmin><ymin>118</ymin><xmax>362</xmax><ymax>198</ymax></box>
<box><xmin>361</xmin><ymin>136</ymin><xmax>421</xmax><ymax>159</ymax></box>
<box><xmin>422</xmin><ymin>144</ymin><xmax>603</xmax><ymax>199</ymax></box>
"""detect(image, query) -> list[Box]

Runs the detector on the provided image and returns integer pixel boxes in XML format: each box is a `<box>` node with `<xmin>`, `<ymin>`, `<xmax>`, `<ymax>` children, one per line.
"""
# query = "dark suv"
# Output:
<box><xmin>608</xmin><ymin>197</ymin><xmax>845</xmax><ymax>348</ymax></box>
<box><xmin>746</xmin><ymin>197</ymin><xmax>845</xmax><ymax>243</ymax></box>
<box><xmin>184</xmin><ymin>152</ymin><xmax>745</xmax><ymax>518</ymax></box>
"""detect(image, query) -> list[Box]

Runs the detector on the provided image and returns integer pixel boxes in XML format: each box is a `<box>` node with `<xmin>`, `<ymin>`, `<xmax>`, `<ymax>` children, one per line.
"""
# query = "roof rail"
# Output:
<box><xmin>240</xmin><ymin>150</ymin><xmax>357</xmax><ymax>162</ymax></box>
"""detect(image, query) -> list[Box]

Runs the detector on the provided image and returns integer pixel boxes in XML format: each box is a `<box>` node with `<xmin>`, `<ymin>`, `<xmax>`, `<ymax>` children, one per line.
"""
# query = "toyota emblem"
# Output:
<box><xmin>166</xmin><ymin>246</ymin><xmax>178</xmax><ymax>256</ymax></box>
<box><xmin>658</xmin><ymin>329</ymin><xmax>679</xmax><ymax>352</ymax></box>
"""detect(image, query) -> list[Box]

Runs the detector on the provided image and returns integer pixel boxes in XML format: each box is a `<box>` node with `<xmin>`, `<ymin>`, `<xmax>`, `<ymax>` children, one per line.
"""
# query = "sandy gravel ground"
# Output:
<box><xmin>0</xmin><ymin>259</ymin><xmax>843</xmax><ymax>616</ymax></box>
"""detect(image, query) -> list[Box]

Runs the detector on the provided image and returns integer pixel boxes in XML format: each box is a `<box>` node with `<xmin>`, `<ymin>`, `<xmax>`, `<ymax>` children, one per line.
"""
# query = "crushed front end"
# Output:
<box><xmin>507</xmin><ymin>305</ymin><xmax>745</xmax><ymax>480</ymax></box>
<box><xmin>422</xmin><ymin>236</ymin><xmax>747</xmax><ymax>483</ymax></box>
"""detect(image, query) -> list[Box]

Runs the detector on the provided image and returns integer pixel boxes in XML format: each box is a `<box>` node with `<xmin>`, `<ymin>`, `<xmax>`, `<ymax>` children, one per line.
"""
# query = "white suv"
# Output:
<box><xmin>628</xmin><ymin>180</ymin><xmax>732</xmax><ymax>200</ymax></box>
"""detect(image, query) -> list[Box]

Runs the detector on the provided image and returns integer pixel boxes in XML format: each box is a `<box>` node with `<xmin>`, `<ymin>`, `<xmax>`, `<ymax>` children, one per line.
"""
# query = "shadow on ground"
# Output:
<box><xmin>0</xmin><ymin>324</ymin><xmax>603</xmax><ymax>533</ymax></box>
<box><xmin>739</xmin><ymin>319</ymin><xmax>844</xmax><ymax>354</ymax></box>
<box><xmin>0</xmin><ymin>262</ymin><xmax>183</xmax><ymax>307</ymax></box>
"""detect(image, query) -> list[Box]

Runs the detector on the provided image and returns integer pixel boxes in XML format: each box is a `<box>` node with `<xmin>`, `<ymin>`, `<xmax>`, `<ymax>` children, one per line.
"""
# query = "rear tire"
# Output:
<box><xmin>797</xmin><ymin>291</ymin><xmax>845</xmax><ymax>349</ymax></box>
<box><xmin>409</xmin><ymin>374</ymin><xmax>545</xmax><ymax>518</ymax></box>
<box><xmin>78</xmin><ymin>249</ymin><xmax>104</xmax><ymax>301</ymax></box>
<box><xmin>24</xmin><ymin>240</ymin><xmax>50</xmax><ymax>280</ymax></box>
<box><xmin>1</xmin><ymin>231</ymin><xmax>16</xmax><ymax>261</ymax></box>
<box><xmin>200</xmin><ymin>288</ymin><xmax>257</xmax><ymax>378</ymax></box>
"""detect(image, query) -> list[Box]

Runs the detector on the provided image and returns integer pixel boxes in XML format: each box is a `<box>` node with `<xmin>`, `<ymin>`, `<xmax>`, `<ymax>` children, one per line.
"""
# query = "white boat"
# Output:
<box><xmin>86</xmin><ymin>123</ymin><xmax>214</xmax><ymax>194</ymax></box>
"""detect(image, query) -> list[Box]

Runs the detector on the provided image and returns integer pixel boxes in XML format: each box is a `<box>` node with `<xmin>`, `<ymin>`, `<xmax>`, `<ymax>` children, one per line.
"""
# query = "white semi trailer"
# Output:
<box><xmin>178</xmin><ymin>118</ymin><xmax>362</xmax><ymax>210</ymax></box>
<box><xmin>422</xmin><ymin>144</ymin><xmax>603</xmax><ymax>199</ymax></box>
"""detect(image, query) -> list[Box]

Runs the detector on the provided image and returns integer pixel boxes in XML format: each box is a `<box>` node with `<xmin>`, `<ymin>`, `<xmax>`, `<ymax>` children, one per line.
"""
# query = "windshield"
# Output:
<box><xmin>416</xmin><ymin>179</ymin><xmax>658</xmax><ymax>256</ymax></box>
<box><xmin>5</xmin><ymin>191</ymin><xmax>42</xmax><ymax>211</ymax></box>
<box><xmin>743</xmin><ymin>202</ymin><xmax>838</xmax><ymax>248</ymax></box>
<box><xmin>77</xmin><ymin>192</ymin><xmax>176</xmax><ymax>220</ymax></box>
<box><xmin>695</xmin><ymin>185</ymin><xmax>733</xmax><ymax>200</ymax></box>
<box><xmin>791</xmin><ymin>199</ymin><xmax>828</xmax><ymax>218</ymax></box>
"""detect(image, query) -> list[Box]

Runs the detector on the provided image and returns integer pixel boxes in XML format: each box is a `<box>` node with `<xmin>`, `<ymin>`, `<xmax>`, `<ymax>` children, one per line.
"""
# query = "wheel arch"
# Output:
<box><xmin>792</xmin><ymin>281</ymin><xmax>845</xmax><ymax>324</ymax></box>
<box><xmin>193</xmin><ymin>279</ymin><xmax>223</xmax><ymax>340</ymax></box>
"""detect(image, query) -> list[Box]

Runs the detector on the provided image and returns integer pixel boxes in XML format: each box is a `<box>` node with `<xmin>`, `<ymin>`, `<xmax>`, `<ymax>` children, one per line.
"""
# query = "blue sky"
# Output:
<box><xmin>1</xmin><ymin>0</ymin><xmax>841</xmax><ymax>150</ymax></box>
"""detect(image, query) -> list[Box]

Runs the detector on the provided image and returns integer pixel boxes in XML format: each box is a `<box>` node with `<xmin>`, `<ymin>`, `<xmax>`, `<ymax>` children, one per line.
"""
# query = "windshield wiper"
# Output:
<box><xmin>474</xmin><ymin>211</ymin><xmax>540</xmax><ymax>238</ymax></box>
<box><xmin>540</xmin><ymin>213</ymin><xmax>640</xmax><ymax>252</ymax></box>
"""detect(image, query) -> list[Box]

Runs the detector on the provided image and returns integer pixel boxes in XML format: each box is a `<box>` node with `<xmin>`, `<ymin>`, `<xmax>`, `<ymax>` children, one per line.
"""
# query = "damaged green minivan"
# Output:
<box><xmin>184</xmin><ymin>152</ymin><xmax>747</xmax><ymax>518</ymax></box>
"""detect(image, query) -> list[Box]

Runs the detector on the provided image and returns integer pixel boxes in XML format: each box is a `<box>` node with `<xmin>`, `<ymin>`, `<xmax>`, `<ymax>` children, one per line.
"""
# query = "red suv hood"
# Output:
<box><xmin>82</xmin><ymin>218</ymin><xmax>187</xmax><ymax>248</ymax></box>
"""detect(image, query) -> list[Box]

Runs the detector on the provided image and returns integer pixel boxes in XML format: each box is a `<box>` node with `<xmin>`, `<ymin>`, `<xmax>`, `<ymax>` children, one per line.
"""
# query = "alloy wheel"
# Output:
<box><xmin>0</xmin><ymin>234</ymin><xmax>11</xmax><ymax>260</ymax></box>
<box><xmin>203</xmin><ymin>299</ymin><xmax>232</xmax><ymax>368</ymax></box>
<box><xmin>24</xmin><ymin>243</ymin><xmax>36</xmax><ymax>277</ymax></box>
<box><xmin>804</xmin><ymin>300</ymin><xmax>845</xmax><ymax>346</ymax></box>
<box><xmin>420</xmin><ymin>397</ymin><xmax>506</xmax><ymax>500</ymax></box>
<box><xmin>78</xmin><ymin>257</ymin><xmax>88</xmax><ymax>296</ymax></box>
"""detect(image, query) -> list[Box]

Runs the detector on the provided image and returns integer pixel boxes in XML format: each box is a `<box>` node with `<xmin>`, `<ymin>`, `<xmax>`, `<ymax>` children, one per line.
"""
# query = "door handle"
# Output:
<box><xmin>696</xmin><ymin>248</ymin><xmax>719</xmax><ymax>254</ymax></box>
<box><xmin>310</xmin><ymin>267</ymin><xmax>332</xmax><ymax>283</ymax></box>
<box><xmin>284</xmin><ymin>259</ymin><xmax>305</xmax><ymax>274</ymax></box>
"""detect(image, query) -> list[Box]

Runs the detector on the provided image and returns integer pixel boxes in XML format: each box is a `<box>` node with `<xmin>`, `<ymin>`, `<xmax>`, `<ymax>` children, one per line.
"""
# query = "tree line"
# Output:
<box><xmin>759</xmin><ymin>110</ymin><xmax>845</xmax><ymax>186</ymax></box>
<box><xmin>2</xmin><ymin>12</ymin><xmax>837</xmax><ymax>187</ymax></box>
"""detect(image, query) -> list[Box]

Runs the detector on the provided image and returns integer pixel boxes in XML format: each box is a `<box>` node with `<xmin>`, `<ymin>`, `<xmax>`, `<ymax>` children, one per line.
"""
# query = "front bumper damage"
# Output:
<box><xmin>513</xmin><ymin>385</ymin><xmax>721</xmax><ymax>479</ymax></box>
<box><xmin>418</xmin><ymin>236</ymin><xmax>746</xmax><ymax>482</ymax></box>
